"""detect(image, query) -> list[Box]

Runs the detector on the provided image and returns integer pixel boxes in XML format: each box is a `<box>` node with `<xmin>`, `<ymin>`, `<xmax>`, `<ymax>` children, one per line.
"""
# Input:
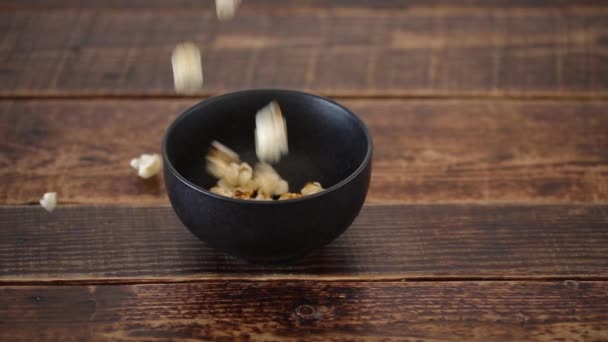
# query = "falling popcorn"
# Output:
<box><xmin>171</xmin><ymin>42</ymin><xmax>203</xmax><ymax>94</ymax></box>
<box><xmin>206</xmin><ymin>141</ymin><xmax>240</xmax><ymax>180</ymax></box>
<box><xmin>130</xmin><ymin>153</ymin><xmax>163</xmax><ymax>179</ymax></box>
<box><xmin>39</xmin><ymin>192</ymin><xmax>57</xmax><ymax>212</ymax></box>
<box><xmin>203</xmin><ymin>108</ymin><xmax>323</xmax><ymax>200</ymax></box>
<box><xmin>255</xmin><ymin>101</ymin><xmax>288</xmax><ymax>164</ymax></box>
<box><xmin>216</xmin><ymin>0</ymin><xmax>241</xmax><ymax>20</ymax></box>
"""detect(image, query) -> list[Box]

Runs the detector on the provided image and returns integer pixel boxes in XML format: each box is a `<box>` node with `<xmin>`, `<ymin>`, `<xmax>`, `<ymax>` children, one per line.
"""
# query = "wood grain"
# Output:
<box><xmin>1</xmin><ymin>99</ymin><xmax>607</xmax><ymax>205</ymax></box>
<box><xmin>1</xmin><ymin>204</ymin><xmax>607</xmax><ymax>281</ymax></box>
<box><xmin>1</xmin><ymin>281</ymin><xmax>606</xmax><ymax>341</ymax></box>
<box><xmin>1</xmin><ymin>8</ymin><xmax>607</xmax><ymax>97</ymax></box>
<box><xmin>3</xmin><ymin>0</ymin><xmax>608</xmax><ymax>10</ymax></box>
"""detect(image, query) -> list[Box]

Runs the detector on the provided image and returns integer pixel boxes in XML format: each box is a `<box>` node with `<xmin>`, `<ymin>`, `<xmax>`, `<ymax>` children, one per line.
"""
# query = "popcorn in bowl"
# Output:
<box><xmin>204</xmin><ymin>101</ymin><xmax>323</xmax><ymax>200</ymax></box>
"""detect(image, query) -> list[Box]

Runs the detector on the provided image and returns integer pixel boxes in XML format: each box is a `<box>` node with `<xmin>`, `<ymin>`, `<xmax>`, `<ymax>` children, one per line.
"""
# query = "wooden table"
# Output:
<box><xmin>1</xmin><ymin>1</ymin><xmax>607</xmax><ymax>340</ymax></box>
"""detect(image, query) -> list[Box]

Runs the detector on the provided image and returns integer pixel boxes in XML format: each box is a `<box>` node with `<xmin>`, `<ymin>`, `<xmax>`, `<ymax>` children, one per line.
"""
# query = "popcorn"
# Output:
<box><xmin>275</xmin><ymin>180</ymin><xmax>289</xmax><ymax>196</ymax></box>
<box><xmin>171</xmin><ymin>42</ymin><xmax>203</xmax><ymax>94</ymax></box>
<box><xmin>210</xmin><ymin>161</ymin><xmax>254</xmax><ymax>188</ymax></box>
<box><xmin>130</xmin><ymin>153</ymin><xmax>162</xmax><ymax>179</ymax></box>
<box><xmin>238</xmin><ymin>163</ymin><xmax>253</xmax><ymax>186</ymax></box>
<box><xmin>301</xmin><ymin>182</ymin><xmax>324</xmax><ymax>196</ymax></box>
<box><xmin>203</xmin><ymin>106</ymin><xmax>324</xmax><ymax>200</ymax></box>
<box><xmin>233</xmin><ymin>188</ymin><xmax>253</xmax><ymax>199</ymax></box>
<box><xmin>255</xmin><ymin>101</ymin><xmax>288</xmax><ymax>164</ymax></box>
<box><xmin>239</xmin><ymin>179</ymin><xmax>259</xmax><ymax>193</ymax></box>
<box><xmin>254</xmin><ymin>162</ymin><xmax>288</xmax><ymax>196</ymax></box>
<box><xmin>217</xmin><ymin>179</ymin><xmax>235</xmax><ymax>191</ymax></box>
<box><xmin>223</xmin><ymin>162</ymin><xmax>241</xmax><ymax>187</ymax></box>
<box><xmin>206</xmin><ymin>141</ymin><xmax>240</xmax><ymax>179</ymax></box>
<box><xmin>209</xmin><ymin>141</ymin><xmax>239</xmax><ymax>164</ymax></box>
<box><xmin>279</xmin><ymin>192</ymin><xmax>302</xmax><ymax>200</ymax></box>
<box><xmin>39</xmin><ymin>192</ymin><xmax>57</xmax><ymax>212</ymax></box>
<box><xmin>216</xmin><ymin>0</ymin><xmax>241</xmax><ymax>21</ymax></box>
<box><xmin>210</xmin><ymin>185</ymin><xmax>234</xmax><ymax>197</ymax></box>
<box><xmin>255</xmin><ymin>192</ymin><xmax>272</xmax><ymax>201</ymax></box>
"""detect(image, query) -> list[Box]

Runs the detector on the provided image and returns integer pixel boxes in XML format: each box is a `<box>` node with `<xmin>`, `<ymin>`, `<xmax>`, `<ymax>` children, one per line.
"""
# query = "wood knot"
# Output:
<box><xmin>295</xmin><ymin>304</ymin><xmax>318</xmax><ymax>320</ymax></box>
<box><xmin>515</xmin><ymin>312</ymin><xmax>529</xmax><ymax>325</ymax></box>
<box><xmin>564</xmin><ymin>280</ymin><xmax>579</xmax><ymax>290</ymax></box>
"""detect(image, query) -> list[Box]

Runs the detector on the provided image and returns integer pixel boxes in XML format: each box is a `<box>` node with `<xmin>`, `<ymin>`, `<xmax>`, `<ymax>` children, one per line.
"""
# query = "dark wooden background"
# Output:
<box><xmin>1</xmin><ymin>1</ymin><xmax>607</xmax><ymax>340</ymax></box>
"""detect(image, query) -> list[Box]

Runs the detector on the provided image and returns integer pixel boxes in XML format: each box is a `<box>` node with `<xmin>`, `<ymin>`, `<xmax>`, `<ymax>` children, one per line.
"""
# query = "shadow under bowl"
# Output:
<box><xmin>162</xmin><ymin>89</ymin><xmax>372</xmax><ymax>263</ymax></box>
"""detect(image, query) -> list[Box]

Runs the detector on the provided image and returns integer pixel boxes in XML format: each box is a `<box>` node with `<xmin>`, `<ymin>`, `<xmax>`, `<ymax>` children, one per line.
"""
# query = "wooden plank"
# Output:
<box><xmin>1</xmin><ymin>9</ymin><xmax>607</xmax><ymax>97</ymax></box>
<box><xmin>1</xmin><ymin>204</ymin><xmax>606</xmax><ymax>281</ymax></box>
<box><xmin>1</xmin><ymin>281</ymin><xmax>606</xmax><ymax>340</ymax></box>
<box><xmin>1</xmin><ymin>99</ymin><xmax>607</xmax><ymax>205</ymax></box>
<box><xmin>3</xmin><ymin>0</ymin><xmax>608</xmax><ymax>10</ymax></box>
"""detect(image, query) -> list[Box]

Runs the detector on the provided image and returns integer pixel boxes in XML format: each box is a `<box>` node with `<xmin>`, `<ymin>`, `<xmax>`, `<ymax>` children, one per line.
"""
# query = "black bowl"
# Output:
<box><xmin>162</xmin><ymin>89</ymin><xmax>372</xmax><ymax>263</ymax></box>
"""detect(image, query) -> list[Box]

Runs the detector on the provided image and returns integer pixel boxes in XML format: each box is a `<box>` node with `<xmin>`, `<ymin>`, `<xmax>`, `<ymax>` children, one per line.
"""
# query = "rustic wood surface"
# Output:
<box><xmin>1</xmin><ymin>204</ymin><xmax>606</xmax><ymax>281</ymax></box>
<box><xmin>1</xmin><ymin>1</ymin><xmax>608</xmax><ymax>340</ymax></box>
<box><xmin>1</xmin><ymin>7</ymin><xmax>608</xmax><ymax>97</ymax></box>
<box><xmin>4</xmin><ymin>0</ymin><xmax>608</xmax><ymax>10</ymax></box>
<box><xmin>1</xmin><ymin>281</ymin><xmax>607</xmax><ymax>341</ymax></box>
<box><xmin>1</xmin><ymin>99</ymin><xmax>607</xmax><ymax>205</ymax></box>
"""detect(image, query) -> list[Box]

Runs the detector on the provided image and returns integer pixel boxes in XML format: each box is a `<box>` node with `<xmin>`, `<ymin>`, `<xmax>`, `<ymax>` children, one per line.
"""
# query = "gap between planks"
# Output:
<box><xmin>3</xmin><ymin>93</ymin><xmax>608</xmax><ymax>102</ymax></box>
<box><xmin>3</xmin><ymin>6</ymin><xmax>608</xmax><ymax>14</ymax></box>
<box><xmin>2</xmin><ymin>275</ymin><xmax>608</xmax><ymax>287</ymax></box>
<box><xmin>4</xmin><ymin>201</ymin><xmax>608</xmax><ymax>208</ymax></box>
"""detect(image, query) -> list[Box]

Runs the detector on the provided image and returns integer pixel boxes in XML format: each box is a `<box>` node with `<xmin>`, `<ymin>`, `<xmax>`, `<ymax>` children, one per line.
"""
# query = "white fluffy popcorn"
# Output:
<box><xmin>275</xmin><ymin>180</ymin><xmax>289</xmax><ymax>196</ymax></box>
<box><xmin>206</xmin><ymin>140</ymin><xmax>240</xmax><ymax>179</ymax></box>
<box><xmin>237</xmin><ymin>163</ymin><xmax>253</xmax><ymax>186</ymax></box>
<box><xmin>130</xmin><ymin>154</ymin><xmax>162</xmax><ymax>179</ymax></box>
<box><xmin>216</xmin><ymin>0</ymin><xmax>241</xmax><ymax>20</ymax></box>
<box><xmin>210</xmin><ymin>185</ymin><xmax>234</xmax><ymax>197</ymax></box>
<box><xmin>210</xmin><ymin>141</ymin><xmax>239</xmax><ymax>163</ymax></box>
<box><xmin>255</xmin><ymin>101</ymin><xmax>288</xmax><ymax>164</ymax></box>
<box><xmin>254</xmin><ymin>162</ymin><xmax>288</xmax><ymax>197</ymax></box>
<box><xmin>171</xmin><ymin>42</ymin><xmax>203</xmax><ymax>94</ymax></box>
<box><xmin>39</xmin><ymin>192</ymin><xmax>57</xmax><ymax>212</ymax></box>
<box><xmin>202</xmin><ymin>109</ymin><xmax>324</xmax><ymax>200</ymax></box>
<box><xmin>223</xmin><ymin>162</ymin><xmax>241</xmax><ymax>187</ymax></box>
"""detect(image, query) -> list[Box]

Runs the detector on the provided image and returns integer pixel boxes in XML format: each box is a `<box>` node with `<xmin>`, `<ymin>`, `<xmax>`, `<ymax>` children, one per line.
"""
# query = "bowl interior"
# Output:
<box><xmin>165</xmin><ymin>90</ymin><xmax>369</xmax><ymax>194</ymax></box>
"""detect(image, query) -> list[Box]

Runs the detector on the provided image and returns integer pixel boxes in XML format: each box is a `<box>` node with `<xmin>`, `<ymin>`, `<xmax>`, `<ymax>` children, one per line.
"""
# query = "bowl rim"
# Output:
<box><xmin>161</xmin><ymin>88</ymin><xmax>373</xmax><ymax>205</ymax></box>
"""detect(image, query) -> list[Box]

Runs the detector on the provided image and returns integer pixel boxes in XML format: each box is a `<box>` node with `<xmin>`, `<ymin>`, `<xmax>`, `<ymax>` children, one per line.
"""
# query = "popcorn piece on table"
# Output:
<box><xmin>216</xmin><ymin>0</ymin><xmax>241</xmax><ymax>20</ymax></box>
<box><xmin>130</xmin><ymin>153</ymin><xmax>162</xmax><ymax>179</ymax></box>
<box><xmin>39</xmin><ymin>192</ymin><xmax>57</xmax><ymax>212</ymax></box>
<box><xmin>301</xmin><ymin>181</ymin><xmax>324</xmax><ymax>196</ymax></box>
<box><xmin>255</xmin><ymin>101</ymin><xmax>288</xmax><ymax>164</ymax></box>
<box><xmin>171</xmin><ymin>42</ymin><xmax>203</xmax><ymax>94</ymax></box>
